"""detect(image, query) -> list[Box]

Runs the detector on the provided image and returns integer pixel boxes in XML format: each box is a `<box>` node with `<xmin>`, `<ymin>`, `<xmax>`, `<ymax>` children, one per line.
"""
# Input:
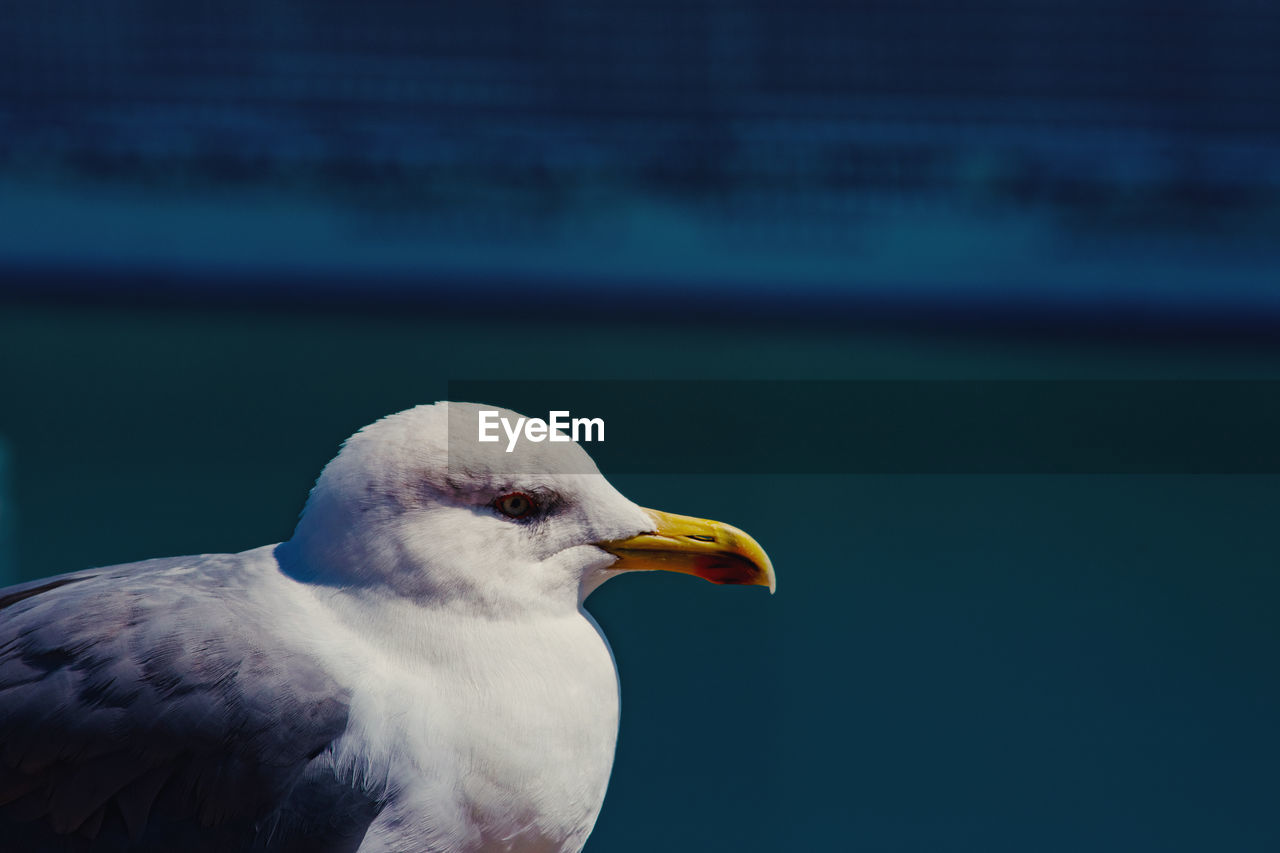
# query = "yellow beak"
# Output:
<box><xmin>597</xmin><ymin>508</ymin><xmax>776</xmax><ymax>593</ymax></box>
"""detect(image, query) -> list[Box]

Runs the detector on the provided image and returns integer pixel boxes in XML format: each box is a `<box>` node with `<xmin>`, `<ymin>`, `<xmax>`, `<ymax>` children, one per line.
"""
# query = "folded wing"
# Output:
<box><xmin>0</xmin><ymin>555</ymin><xmax>375</xmax><ymax>852</ymax></box>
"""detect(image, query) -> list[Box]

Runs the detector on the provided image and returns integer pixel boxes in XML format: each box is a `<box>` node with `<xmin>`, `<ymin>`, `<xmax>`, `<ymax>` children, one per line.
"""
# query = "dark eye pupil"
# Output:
<box><xmin>499</xmin><ymin>494</ymin><xmax>532</xmax><ymax>517</ymax></box>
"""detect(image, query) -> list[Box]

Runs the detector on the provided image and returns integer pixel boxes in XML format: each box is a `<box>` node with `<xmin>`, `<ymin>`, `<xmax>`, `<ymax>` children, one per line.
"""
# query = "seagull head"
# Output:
<box><xmin>281</xmin><ymin>402</ymin><xmax>773</xmax><ymax>616</ymax></box>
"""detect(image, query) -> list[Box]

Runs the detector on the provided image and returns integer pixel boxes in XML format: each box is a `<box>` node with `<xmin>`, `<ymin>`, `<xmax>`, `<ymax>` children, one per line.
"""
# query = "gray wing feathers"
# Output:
<box><xmin>0</xmin><ymin>555</ymin><xmax>366</xmax><ymax>850</ymax></box>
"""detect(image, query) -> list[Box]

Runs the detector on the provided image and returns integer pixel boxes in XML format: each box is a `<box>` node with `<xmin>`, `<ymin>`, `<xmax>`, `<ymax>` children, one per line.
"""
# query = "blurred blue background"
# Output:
<box><xmin>1</xmin><ymin>1</ymin><xmax>1279</xmax><ymax>850</ymax></box>
<box><xmin>2</xmin><ymin>0</ymin><xmax>1278</xmax><ymax>316</ymax></box>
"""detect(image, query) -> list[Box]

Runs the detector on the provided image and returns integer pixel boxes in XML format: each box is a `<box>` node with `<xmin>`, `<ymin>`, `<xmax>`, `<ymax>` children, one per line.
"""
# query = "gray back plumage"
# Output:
<box><xmin>0</xmin><ymin>553</ymin><xmax>379</xmax><ymax>851</ymax></box>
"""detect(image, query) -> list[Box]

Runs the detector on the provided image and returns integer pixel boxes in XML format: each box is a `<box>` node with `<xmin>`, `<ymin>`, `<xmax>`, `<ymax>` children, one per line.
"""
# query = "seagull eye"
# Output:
<box><xmin>495</xmin><ymin>492</ymin><xmax>537</xmax><ymax>519</ymax></box>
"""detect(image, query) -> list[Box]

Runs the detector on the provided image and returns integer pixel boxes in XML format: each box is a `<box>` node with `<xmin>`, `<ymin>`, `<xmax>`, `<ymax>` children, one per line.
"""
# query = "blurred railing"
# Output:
<box><xmin>0</xmin><ymin>0</ymin><xmax>1277</xmax><ymax>322</ymax></box>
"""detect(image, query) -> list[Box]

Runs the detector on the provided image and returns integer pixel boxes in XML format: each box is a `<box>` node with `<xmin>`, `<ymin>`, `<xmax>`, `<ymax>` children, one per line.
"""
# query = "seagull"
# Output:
<box><xmin>0</xmin><ymin>402</ymin><xmax>774</xmax><ymax>852</ymax></box>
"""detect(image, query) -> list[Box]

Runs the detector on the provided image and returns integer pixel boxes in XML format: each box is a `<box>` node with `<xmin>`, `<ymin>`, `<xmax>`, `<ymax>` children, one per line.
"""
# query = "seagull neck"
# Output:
<box><xmin>273</xmin><ymin>541</ymin><xmax>580</xmax><ymax>620</ymax></box>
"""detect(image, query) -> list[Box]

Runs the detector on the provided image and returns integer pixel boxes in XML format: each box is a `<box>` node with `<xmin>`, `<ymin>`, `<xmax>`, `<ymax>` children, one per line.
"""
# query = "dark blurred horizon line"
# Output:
<box><xmin>4</xmin><ymin>263</ymin><xmax>1279</xmax><ymax>348</ymax></box>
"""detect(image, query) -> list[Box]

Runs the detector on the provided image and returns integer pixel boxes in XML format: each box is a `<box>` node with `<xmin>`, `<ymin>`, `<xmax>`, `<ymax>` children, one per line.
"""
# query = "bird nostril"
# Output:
<box><xmin>685</xmin><ymin>535</ymin><xmax>716</xmax><ymax>542</ymax></box>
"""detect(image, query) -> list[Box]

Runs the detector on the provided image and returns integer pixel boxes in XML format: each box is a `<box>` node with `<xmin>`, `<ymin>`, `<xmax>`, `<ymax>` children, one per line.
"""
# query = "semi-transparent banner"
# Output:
<box><xmin>446</xmin><ymin>380</ymin><xmax>1280</xmax><ymax>475</ymax></box>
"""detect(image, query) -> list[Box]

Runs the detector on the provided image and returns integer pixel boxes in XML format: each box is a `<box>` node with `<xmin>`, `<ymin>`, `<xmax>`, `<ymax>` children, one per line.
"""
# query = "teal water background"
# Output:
<box><xmin>1</xmin><ymin>303</ymin><xmax>1277</xmax><ymax>850</ymax></box>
